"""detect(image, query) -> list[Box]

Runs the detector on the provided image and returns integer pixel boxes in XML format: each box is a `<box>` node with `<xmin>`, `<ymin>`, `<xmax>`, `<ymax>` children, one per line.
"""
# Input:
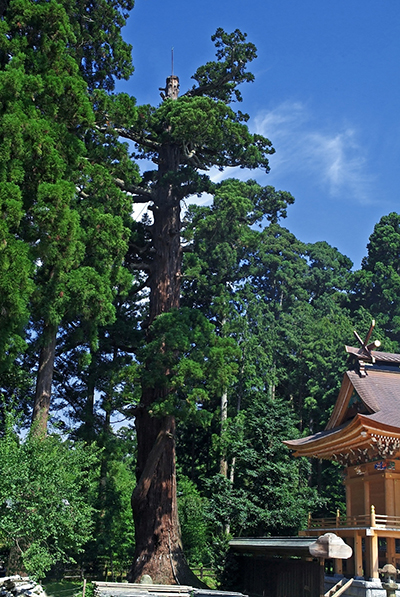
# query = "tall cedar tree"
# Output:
<box><xmin>0</xmin><ymin>0</ymin><xmax>89</xmax><ymax>432</ymax></box>
<box><xmin>100</xmin><ymin>29</ymin><xmax>296</xmax><ymax>583</ymax></box>
<box><xmin>0</xmin><ymin>0</ymin><xmax>136</xmax><ymax>434</ymax></box>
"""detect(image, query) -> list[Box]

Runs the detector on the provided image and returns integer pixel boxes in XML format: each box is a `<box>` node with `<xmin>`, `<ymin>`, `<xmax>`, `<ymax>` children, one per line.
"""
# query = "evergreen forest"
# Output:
<box><xmin>1</xmin><ymin>0</ymin><xmax>400</xmax><ymax>585</ymax></box>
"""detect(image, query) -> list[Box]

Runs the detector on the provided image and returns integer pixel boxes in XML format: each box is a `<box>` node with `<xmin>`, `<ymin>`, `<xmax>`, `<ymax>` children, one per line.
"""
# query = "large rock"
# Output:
<box><xmin>0</xmin><ymin>576</ymin><xmax>47</xmax><ymax>597</ymax></box>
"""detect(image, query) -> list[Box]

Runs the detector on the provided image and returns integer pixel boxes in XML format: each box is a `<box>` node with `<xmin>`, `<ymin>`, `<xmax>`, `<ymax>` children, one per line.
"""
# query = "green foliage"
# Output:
<box><xmin>0</xmin><ymin>0</ymin><xmax>140</xmax><ymax>434</ymax></box>
<box><xmin>63</xmin><ymin>0</ymin><xmax>134</xmax><ymax>92</ymax></box>
<box><xmin>0</xmin><ymin>0</ymin><xmax>92</xmax><ymax>376</ymax></box>
<box><xmin>0</xmin><ymin>229</ymin><xmax>32</xmax><ymax>373</ymax></box>
<box><xmin>310</xmin><ymin>459</ymin><xmax>346</xmax><ymax>517</ymax></box>
<box><xmin>3</xmin><ymin>8</ymin><xmax>400</xmax><ymax>578</ymax></box>
<box><xmin>105</xmin><ymin>456</ymin><xmax>136</xmax><ymax>569</ymax></box>
<box><xmin>86</xmin><ymin>426</ymin><xmax>136</xmax><ymax>576</ymax></box>
<box><xmin>182</xmin><ymin>181</ymin><xmax>295</xmax><ymax>319</ymax></box>
<box><xmin>189</xmin><ymin>28</ymin><xmax>257</xmax><ymax>103</ymax></box>
<box><xmin>139</xmin><ymin>308</ymin><xmax>239</xmax><ymax>423</ymax></box>
<box><xmin>352</xmin><ymin>212</ymin><xmax>400</xmax><ymax>349</ymax></box>
<box><xmin>0</xmin><ymin>411</ymin><xmax>97</xmax><ymax>579</ymax></box>
<box><xmin>207</xmin><ymin>397</ymin><xmax>318</xmax><ymax>538</ymax></box>
<box><xmin>177</xmin><ymin>475</ymin><xmax>210</xmax><ymax>565</ymax></box>
<box><xmin>179</xmin><ymin>182</ymin><xmax>361</xmax><ymax>540</ymax></box>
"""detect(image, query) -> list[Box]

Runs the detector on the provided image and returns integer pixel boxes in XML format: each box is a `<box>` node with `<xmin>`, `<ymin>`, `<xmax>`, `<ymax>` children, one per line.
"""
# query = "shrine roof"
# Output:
<box><xmin>229</xmin><ymin>536</ymin><xmax>318</xmax><ymax>558</ymax></box>
<box><xmin>284</xmin><ymin>327</ymin><xmax>400</xmax><ymax>461</ymax></box>
<box><xmin>348</xmin><ymin>368</ymin><xmax>400</xmax><ymax>427</ymax></box>
<box><xmin>284</xmin><ymin>361</ymin><xmax>400</xmax><ymax>458</ymax></box>
<box><xmin>284</xmin><ymin>423</ymin><xmax>348</xmax><ymax>448</ymax></box>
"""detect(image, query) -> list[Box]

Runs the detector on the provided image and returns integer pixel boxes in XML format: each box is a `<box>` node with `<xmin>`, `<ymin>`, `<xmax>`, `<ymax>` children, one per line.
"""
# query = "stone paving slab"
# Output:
<box><xmin>93</xmin><ymin>582</ymin><xmax>247</xmax><ymax>597</ymax></box>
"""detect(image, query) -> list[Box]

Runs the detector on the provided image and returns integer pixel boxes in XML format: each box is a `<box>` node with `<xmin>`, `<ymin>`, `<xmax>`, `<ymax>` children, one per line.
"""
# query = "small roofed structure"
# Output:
<box><xmin>284</xmin><ymin>321</ymin><xmax>400</xmax><ymax>581</ymax></box>
<box><xmin>228</xmin><ymin>535</ymin><xmax>352</xmax><ymax>597</ymax></box>
<box><xmin>229</xmin><ymin>537</ymin><xmax>325</xmax><ymax>597</ymax></box>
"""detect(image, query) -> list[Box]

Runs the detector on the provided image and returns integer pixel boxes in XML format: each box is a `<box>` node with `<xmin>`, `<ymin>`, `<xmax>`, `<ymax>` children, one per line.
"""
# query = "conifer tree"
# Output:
<box><xmin>0</xmin><ymin>0</ymin><xmax>137</xmax><ymax>433</ymax></box>
<box><xmin>99</xmin><ymin>29</ymin><xmax>301</xmax><ymax>583</ymax></box>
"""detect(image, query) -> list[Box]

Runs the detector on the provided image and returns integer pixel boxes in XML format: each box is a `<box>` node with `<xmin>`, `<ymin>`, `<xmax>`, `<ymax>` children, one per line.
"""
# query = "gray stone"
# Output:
<box><xmin>0</xmin><ymin>577</ymin><xmax>46</xmax><ymax>597</ymax></box>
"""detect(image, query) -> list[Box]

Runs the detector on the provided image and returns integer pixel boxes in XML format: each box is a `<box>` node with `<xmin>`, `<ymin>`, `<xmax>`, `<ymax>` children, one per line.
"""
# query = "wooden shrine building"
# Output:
<box><xmin>284</xmin><ymin>322</ymin><xmax>400</xmax><ymax>581</ymax></box>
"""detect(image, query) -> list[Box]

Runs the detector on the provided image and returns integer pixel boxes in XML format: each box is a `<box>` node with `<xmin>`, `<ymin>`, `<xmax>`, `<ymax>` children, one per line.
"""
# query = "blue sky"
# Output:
<box><xmin>118</xmin><ymin>0</ymin><xmax>400</xmax><ymax>269</ymax></box>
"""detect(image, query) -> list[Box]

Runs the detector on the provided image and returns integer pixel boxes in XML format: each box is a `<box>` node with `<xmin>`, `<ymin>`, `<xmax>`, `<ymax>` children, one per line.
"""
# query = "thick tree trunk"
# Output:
<box><xmin>129</xmin><ymin>144</ymin><xmax>202</xmax><ymax>585</ymax></box>
<box><xmin>131</xmin><ymin>410</ymin><xmax>202</xmax><ymax>585</ymax></box>
<box><xmin>31</xmin><ymin>322</ymin><xmax>57</xmax><ymax>435</ymax></box>
<box><xmin>130</xmin><ymin>412</ymin><xmax>181</xmax><ymax>584</ymax></box>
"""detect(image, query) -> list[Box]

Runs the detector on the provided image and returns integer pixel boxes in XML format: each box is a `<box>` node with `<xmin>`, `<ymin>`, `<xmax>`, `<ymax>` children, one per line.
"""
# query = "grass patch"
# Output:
<box><xmin>43</xmin><ymin>580</ymin><xmax>82</xmax><ymax>597</ymax></box>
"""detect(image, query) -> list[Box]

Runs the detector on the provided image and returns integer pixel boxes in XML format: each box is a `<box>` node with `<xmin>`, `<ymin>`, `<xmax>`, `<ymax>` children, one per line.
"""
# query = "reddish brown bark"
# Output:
<box><xmin>147</xmin><ymin>145</ymin><xmax>182</xmax><ymax>323</ymax></box>
<box><xmin>129</xmin><ymin>138</ymin><xmax>203</xmax><ymax>585</ymax></box>
<box><xmin>131</xmin><ymin>407</ymin><xmax>203</xmax><ymax>585</ymax></box>
<box><xmin>130</xmin><ymin>413</ymin><xmax>181</xmax><ymax>584</ymax></box>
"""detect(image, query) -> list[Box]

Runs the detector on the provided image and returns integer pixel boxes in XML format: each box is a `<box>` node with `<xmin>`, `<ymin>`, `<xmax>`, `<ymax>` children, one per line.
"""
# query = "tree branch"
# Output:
<box><xmin>184</xmin><ymin>71</ymin><xmax>234</xmax><ymax>99</ymax></box>
<box><xmin>77</xmin><ymin>180</ymin><xmax>152</xmax><ymax>203</ymax></box>
<box><xmin>115</xmin><ymin>127</ymin><xmax>162</xmax><ymax>151</ymax></box>
<box><xmin>96</xmin><ymin>124</ymin><xmax>162</xmax><ymax>152</ymax></box>
<box><xmin>130</xmin><ymin>262</ymin><xmax>151</xmax><ymax>272</ymax></box>
<box><xmin>114</xmin><ymin>178</ymin><xmax>153</xmax><ymax>202</ymax></box>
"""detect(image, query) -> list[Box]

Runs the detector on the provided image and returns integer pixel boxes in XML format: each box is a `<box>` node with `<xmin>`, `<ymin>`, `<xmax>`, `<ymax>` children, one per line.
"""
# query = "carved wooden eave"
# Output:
<box><xmin>283</xmin><ymin>416</ymin><xmax>400</xmax><ymax>465</ymax></box>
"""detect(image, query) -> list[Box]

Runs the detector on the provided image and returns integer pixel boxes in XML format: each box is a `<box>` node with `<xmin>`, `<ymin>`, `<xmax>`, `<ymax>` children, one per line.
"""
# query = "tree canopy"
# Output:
<box><xmin>0</xmin><ymin>3</ymin><xmax>398</xmax><ymax>585</ymax></box>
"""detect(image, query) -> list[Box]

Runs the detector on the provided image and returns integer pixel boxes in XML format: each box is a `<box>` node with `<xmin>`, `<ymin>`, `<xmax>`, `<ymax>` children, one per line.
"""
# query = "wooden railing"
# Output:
<box><xmin>374</xmin><ymin>514</ymin><xmax>400</xmax><ymax>527</ymax></box>
<box><xmin>308</xmin><ymin>506</ymin><xmax>400</xmax><ymax>529</ymax></box>
<box><xmin>324</xmin><ymin>577</ymin><xmax>354</xmax><ymax>597</ymax></box>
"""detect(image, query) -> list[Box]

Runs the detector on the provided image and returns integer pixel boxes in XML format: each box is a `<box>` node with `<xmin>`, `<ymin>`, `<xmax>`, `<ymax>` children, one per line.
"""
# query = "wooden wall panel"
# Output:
<box><xmin>370</xmin><ymin>479</ymin><xmax>385</xmax><ymax>513</ymax></box>
<box><xmin>351</xmin><ymin>482</ymin><xmax>365</xmax><ymax>515</ymax></box>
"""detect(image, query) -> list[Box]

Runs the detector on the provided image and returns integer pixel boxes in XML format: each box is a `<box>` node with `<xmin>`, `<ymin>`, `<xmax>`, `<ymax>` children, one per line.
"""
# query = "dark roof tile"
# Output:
<box><xmin>347</xmin><ymin>369</ymin><xmax>400</xmax><ymax>428</ymax></box>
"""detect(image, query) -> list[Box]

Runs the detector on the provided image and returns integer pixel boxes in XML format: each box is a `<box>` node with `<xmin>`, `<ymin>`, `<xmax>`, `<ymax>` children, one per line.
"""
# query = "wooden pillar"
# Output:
<box><xmin>371</xmin><ymin>504</ymin><xmax>376</xmax><ymax>527</ymax></box>
<box><xmin>354</xmin><ymin>533</ymin><xmax>363</xmax><ymax>577</ymax></box>
<box><xmin>366</xmin><ymin>533</ymin><xmax>379</xmax><ymax>579</ymax></box>
<box><xmin>334</xmin><ymin>558</ymin><xmax>343</xmax><ymax>575</ymax></box>
<box><xmin>387</xmin><ymin>537</ymin><xmax>396</xmax><ymax>565</ymax></box>
<box><xmin>385</xmin><ymin>474</ymin><xmax>395</xmax><ymax>516</ymax></box>
<box><xmin>346</xmin><ymin>537</ymin><xmax>355</xmax><ymax>576</ymax></box>
<box><xmin>319</xmin><ymin>559</ymin><xmax>325</xmax><ymax>597</ymax></box>
<box><xmin>364</xmin><ymin>480</ymin><xmax>370</xmax><ymax>515</ymax></box>
<box><xmin>334</xmin><ymin>509</ymin><xmax>343</xmax><ymax>575</ymax></box>
<box><xmin>346</xmin><ymin>481</ymin><xmax>352</xmax><ymax>517</ymax></box>
<box><xmin>364</xmin><ymin>505</ymin><xmax>379</xmax><ymax>579</ymax></box>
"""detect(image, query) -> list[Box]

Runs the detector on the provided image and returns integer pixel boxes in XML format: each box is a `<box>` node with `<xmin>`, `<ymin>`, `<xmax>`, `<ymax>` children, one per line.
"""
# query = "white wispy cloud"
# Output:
<box><xmin>253</xmin><ymin>101</ymin><xmax>374</xmax><ymax>204</ymax></box>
